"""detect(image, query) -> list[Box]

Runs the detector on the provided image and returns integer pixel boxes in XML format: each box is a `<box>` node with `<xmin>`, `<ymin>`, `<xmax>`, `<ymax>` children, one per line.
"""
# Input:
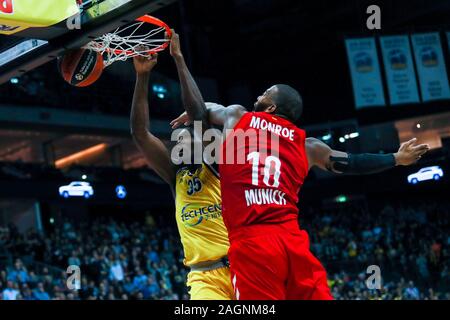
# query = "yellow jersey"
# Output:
<box><xmin>175</xmin><ymin>163</ymin><xmax>229</xmax><ymax>266</ymax></box>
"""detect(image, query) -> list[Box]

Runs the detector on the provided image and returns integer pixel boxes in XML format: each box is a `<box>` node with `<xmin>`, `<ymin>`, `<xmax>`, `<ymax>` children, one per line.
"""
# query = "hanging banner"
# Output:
<box><xmin>345</xmin><ymin>38</ymin><xmax>386</xmax><ymax>109</ymax></box>
<box><xmin>411</xmin><ymin>32</ymin><xmax>450</xmax><ymax>102</ymax></box>
<box><xmin>0</xmin><ymin>0</ymin><xmax>79</xmax><ymax>35</ymax></box>
<box><xmin>380</xmin><ymin>35</ymin><xmax>420</xmax><ymax>105</ymax></box>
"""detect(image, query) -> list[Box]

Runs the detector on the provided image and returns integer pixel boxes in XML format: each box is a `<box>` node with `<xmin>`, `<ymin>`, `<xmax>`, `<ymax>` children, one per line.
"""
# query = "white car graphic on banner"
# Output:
<box><xmin>59</xmin><ymin>181</ymin><xmax>94</xmax><ymax>198</ymax></box>
<box><xmin>407</xmin><ymin>166</ymin><xmax>444</xmax><ymax>184</ymax></box>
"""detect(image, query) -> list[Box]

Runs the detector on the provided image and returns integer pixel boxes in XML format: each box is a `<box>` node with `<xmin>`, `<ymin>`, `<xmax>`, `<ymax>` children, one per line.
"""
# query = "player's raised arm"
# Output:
<box><xmin>306</xmin><ymin>137</ymin><xmax>430</xmax><ymax>174</ymax></box>
<box><xmin>130</xmin><ymin>53</ymin><xmax>175</xmax><ymax>187</ymax></box>
<box><xmin>168</xmin><ymin>30</ymin><xmax>209</xmax><ymax>129</ymax></box>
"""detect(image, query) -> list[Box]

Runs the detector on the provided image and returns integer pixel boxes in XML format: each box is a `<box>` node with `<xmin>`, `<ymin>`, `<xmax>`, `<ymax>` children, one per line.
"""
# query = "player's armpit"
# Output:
<box><xmin>132</xmin><ymin>132</ymin><xmax>176</xmax><ymax>186</ymax></box>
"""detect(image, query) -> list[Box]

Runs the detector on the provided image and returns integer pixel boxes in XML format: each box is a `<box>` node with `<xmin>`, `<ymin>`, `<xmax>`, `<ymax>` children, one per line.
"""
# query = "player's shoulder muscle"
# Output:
<box><xmin>226</xmin><ymin>104</ymin><xmax>247</xmax><ymax>115</ymax></box>
<box><xmin>305</xmin><ymin>137</ymin><xmax>332</xmax><ymax>169</ymax></box>
<box><xmin>224</xmin><ymin>104</ymin><xmax>247</xmax><ymax>129</ymax></box>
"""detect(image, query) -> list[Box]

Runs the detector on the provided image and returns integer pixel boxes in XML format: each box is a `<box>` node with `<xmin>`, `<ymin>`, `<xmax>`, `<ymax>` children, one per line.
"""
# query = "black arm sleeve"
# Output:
<box><xmin>330</xmin><ymin>153</ymin><xmax>396</xmax><ymax>175</ymax></box>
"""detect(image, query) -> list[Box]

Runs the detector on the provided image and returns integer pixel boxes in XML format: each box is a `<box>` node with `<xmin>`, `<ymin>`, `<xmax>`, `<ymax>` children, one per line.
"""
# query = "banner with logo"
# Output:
<box><xmin>345</xmin><ymin>38</ymin><xmax>386</xmax><ymax>109</ymax></box>
<box><xmin>411</xmin><ymin>32</ymin><xmax>450</xmax><ymax>102</ymax></box>
<box><xmin>0</xmin><ymin>0</ymin><xmax>79</xmax><ymax>35</ymax></box>
<box><xmin>380</xmin><ymin>35</ymin><xmax>420</xmax><ymax>105</ymax></box>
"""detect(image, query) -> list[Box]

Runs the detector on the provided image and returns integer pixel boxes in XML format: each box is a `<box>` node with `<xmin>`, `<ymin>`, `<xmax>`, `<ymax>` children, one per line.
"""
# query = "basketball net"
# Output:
<box><xmin>84</xmin><ymin>15</ymin><xmax>171</xmax><ymax>67</ymax></box>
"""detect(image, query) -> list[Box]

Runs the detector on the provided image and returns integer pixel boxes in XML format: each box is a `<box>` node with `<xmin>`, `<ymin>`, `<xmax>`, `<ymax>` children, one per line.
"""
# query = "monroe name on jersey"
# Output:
<box><xmin>249</xmin><ymin>115</ymin><xmax>296</xmax><ymax>141</ymax></box>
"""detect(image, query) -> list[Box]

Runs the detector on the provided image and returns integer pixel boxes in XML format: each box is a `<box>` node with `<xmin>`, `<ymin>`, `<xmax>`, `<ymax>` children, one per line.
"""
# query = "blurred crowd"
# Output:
<box><xmin>329</xmin><ymin>272</ymin><xmax>448</xmax><ymax>300</ymax></box>
<box><xmin>1</xmin><ymin>218</ymin><xmax>188</xmax><ymax>300</ymax></box>
<box><xmin>0</xmin><ymin>200</ymin><xmax>448</xmax><ymax>300</ymax></box>
<box><xmin>304</xmin><ymin>201</ymin><xmax>449</xmax><ymax>296</ymax></box>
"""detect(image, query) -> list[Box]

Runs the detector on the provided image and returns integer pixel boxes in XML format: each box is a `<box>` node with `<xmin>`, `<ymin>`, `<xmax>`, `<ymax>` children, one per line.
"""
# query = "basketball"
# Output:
<box><xmin>58</xmin><ymin>48</ymin><xmax>104</xmax><ymax>87</ymax></box>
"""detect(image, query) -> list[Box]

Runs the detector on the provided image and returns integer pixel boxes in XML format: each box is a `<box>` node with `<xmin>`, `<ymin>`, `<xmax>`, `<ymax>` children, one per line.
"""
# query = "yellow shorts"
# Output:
<box><xmin>187</xmin><ymin>266</ymin><xmax>235</xmax><ymax>300</ymax></box>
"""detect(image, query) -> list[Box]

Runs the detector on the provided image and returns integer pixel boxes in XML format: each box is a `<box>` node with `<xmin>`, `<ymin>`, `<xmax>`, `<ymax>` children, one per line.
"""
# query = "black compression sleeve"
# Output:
<box><xmin>330</xmin><ymin>153</ymin><xmax>396</xmax><ymax>175</ymax></box>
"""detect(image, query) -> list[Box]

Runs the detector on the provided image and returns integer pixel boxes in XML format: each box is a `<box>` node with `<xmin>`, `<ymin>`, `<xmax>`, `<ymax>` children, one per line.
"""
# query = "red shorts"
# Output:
<box><xmin>228</xmin><ymin>224</ymin><xmax>333</xmax><ymax>300</ymax></box>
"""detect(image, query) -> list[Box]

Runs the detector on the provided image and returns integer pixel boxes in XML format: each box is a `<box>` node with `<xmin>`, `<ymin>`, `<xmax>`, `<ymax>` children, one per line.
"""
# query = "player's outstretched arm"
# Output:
<box><xmin>130</xmin><ymin>53</ymin><xmax>175</xmax><ymax>186</ymax></box>
<box><xmin>169</xmin><ymin>30</ymin><xmax>209</xmax><ymax>129</ymax></box>
<box><xmin>170</xmin><ymin>103</ymin><xmax>247</xmax><ymax>131</ymax></box>
<box><xmin>306</xmin><ymin>137</ymin><xmax>430</xmax><ymax>174</ymax></box>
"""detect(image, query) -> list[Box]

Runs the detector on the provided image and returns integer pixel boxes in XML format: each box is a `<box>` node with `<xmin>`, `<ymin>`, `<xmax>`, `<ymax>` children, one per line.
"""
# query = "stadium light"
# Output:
<box><xmin>322</xmin><ymin>134</ymin><xmax>332</xmax><ymax>141</ymax></box>
<box><xmin>10</xmin><ymin>77</ymin><xmax>19</xmax><ymax>84</ymax></box>
<box><xmin>340</xmin><ymin>132</ymin><xmax>359</xmax><ymax>142</ymax></box>
<box><xmin>152</xmin><ymin>84</ymin><xmax>167</xmax><ymax>94</ymax></box>
<box><xmin>335</xmin><ymin>195</ymin><xmax>348</xmax><ymax>203</ymax></box>
<box><xmin>55</xmin><ymin>143</ymin><xmax>107</xmax><ymax>169</ymax></box>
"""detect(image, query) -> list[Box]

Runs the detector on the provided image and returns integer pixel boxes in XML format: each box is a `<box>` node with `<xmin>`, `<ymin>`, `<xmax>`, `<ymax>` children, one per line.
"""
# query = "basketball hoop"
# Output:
<box><xmin>84</xmin><ymin>15</ymin><xmax>172</xmax><ymax>67</ymax></box>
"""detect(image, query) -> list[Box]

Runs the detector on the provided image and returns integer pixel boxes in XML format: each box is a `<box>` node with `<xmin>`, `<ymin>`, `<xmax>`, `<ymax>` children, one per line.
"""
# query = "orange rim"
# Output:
<box><xmin>109</xmin><ymin>15</ymin><xmax>172</xmax><ymax>56</ymax></box>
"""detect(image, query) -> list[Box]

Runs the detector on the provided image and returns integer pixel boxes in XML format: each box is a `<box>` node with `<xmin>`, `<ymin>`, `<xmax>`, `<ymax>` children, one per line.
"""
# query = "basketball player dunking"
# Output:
<box><xmin>130</xmin><ymin>32</ymin><xmax>234</xmax><ymax>300</ymax></box>
<box><xmin>171</xmin><ymin>85</ymin><xmax>430</xmax><ymax>299</ymax></box>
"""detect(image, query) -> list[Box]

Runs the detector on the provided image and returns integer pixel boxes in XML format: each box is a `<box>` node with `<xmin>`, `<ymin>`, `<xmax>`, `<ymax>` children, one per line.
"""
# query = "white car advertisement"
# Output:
<box><xmin>59</xmin><ymin>181</ymin><xmax>94</xmax><ymax>198</ymax></box>
<box><xmin>407</xmin><ymin>166</ymin><xmax>444</xmax><ymax>184</ymax></box>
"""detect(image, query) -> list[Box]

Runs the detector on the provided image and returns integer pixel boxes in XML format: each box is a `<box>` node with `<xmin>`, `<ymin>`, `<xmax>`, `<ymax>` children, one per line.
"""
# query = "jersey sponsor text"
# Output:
<box><xmin>244</xmin><ymin>188</ymin><xmax>287</xmax><ymax>207</ymax></box>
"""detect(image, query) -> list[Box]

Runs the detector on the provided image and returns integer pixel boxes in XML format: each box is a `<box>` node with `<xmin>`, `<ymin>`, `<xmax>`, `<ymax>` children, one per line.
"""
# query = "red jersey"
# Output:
<box><xmin>219</xmin><ymin>112</ymin><xmax>309</xmax><ymax>240</ymax></box>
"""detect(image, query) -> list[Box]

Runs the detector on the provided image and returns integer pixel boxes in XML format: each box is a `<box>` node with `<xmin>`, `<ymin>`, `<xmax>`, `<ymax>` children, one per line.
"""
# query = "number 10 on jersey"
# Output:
<box><xmin>247</xmin><ymin>152</ymin><xmax>282</xmax><ymax>188</ymax></box>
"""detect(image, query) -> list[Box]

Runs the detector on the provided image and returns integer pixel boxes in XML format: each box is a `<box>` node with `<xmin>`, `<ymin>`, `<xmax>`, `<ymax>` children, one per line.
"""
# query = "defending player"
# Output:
<box><xmin>171</xmin><ymin>85</ymin><xmax>430</xmax><ymax>300</ymax></box>
<box><xmin>130</xmin><ymin>33</ymin><xmax>233</xmax><ymax>300</ymax></box>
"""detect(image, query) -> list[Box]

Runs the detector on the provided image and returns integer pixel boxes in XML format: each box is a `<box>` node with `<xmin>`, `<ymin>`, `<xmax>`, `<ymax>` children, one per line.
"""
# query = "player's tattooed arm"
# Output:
<box><xmin>169</xmin><ymin>30</ymin><xmax>209</xmax><ymax>130</ymax></box>
<box><xmin>131</xmin><ymin>53</ymin><xmax>175</xmax><ymax>187</ymax></box>
<box><xmin>305</xmin><ymin>137</ymin><xmax>430</xmax><ymax>174</ymax></box>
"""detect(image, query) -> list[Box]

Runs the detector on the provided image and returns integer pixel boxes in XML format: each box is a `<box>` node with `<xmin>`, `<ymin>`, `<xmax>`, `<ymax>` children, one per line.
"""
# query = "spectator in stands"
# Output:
<box><xmin>21</xmin><ymin>284</ymin><xmax>33</xmax><ymax>300</ymax></box>
<box><xmin>404</xmin><ymin>281</ymin><xmax>420</xmax><ymax>300</ymax></box>
<box><xmin>27</xmin><ymin>270</ymin><xmax>39</xmax><ymax>286</ymax></box>
<box><xmin>7</xmin><ymin>259</ymin><xmax>28</xmax><ymax>283</ymax></box>
<box><xmin>142</xmin><ymin>276</ymin><xmax>160</xmax><ymax>299</ymax></box>
<box><xmin>147</xmin><ymin>245</ymin><xmax>160</xmax><ymax>264</ymax></box>
<box><xmin>123</xmin><ymin>276</ymin><xmax>135</xmax><ymax>295</ymax></box>
<box><xmin>32</xmin><ymin>282</ymin><xmax>50</xmax><ymax>300</ymax></box>
<box><xmin>2</xmin><ymin>280</ymin><xmax>19</xmax><ymax>300</ymax></box>
<box><xmin>109</xmin><ymin>256</ymin><xmax>125</xmax><ymax>282</ymax></box>
<box><xmin>416</xmin><ymin>254</ymin><xmax>430</xmax><ymax>280</ymax></box>
<box><xmin>68</xmin><ymin>250</ymin><xmax>81</xmax><ymax>267</ymax></box>
<box><xmin>132</xmin><ymin>268</ymin><xmax>148</xmax><ymax>291</ymax></box>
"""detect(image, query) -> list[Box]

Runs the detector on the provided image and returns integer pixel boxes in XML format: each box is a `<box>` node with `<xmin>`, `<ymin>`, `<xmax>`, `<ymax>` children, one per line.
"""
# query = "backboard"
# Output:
<box><xmin>0</xmin><ymin>0</ymin><xmax>176</xmax><ymax>84</ymax></box>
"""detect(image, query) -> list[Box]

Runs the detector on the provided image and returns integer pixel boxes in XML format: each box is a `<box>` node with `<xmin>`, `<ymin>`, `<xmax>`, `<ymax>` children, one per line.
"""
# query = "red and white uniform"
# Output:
<box><xmin>220</xmin><ymin>112</ymin><xmax>332</xmax><ymax>300</ymax></box>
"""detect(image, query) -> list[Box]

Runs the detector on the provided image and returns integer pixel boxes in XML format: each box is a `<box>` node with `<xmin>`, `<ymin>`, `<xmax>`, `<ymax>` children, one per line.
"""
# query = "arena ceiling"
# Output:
<box><xmin>0</xmin><ymin>129</ymin><xmax>147</xmax><ymax>169</ymax></box>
